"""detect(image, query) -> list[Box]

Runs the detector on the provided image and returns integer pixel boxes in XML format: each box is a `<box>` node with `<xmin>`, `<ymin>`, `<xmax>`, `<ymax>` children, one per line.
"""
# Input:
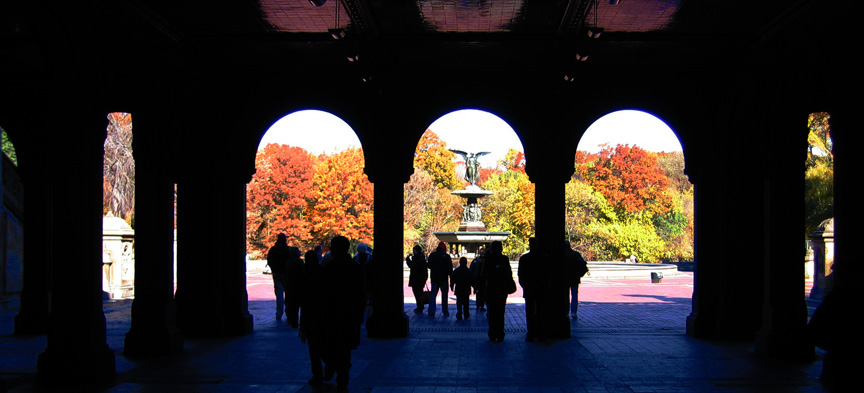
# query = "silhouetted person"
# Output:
<box><xmin>406</xmin><ymin>245</ymin><xmax>428</xmax><ymax>313</ymax></box>
<box><xmin>314</xmin><ymin>245</ymin><xmax>324</xmax><ymax>263</ymax></box>
<box><xmin>451</xmin><ymin>256</ymin><xmax>473</xmax><ymax>320</ymax></box>
<box><xmin>301</xmin><ymin>249</ymin><xmax>328</xmax><ymax>385</ymax></box>
<box><xmin>519</xmin><ymin>237</ymin><xmax>548</xmax><ymax>341</ymax></box>
<box><xmin>354</xmin><ymin>242</ymin><xmax>374</xmax><ymax>307</ymax></box>
<box><xmin>266</xmin><ymin>233</ymin><xmax>291</xmax><ymax>319</ymax></box>
<box><xmin>482</xmin><ymin>241</ymin><xmax>512</xmax><ymax>342</ymax></box>
<box><xmin>807</xmin><ymin>282</ymin><xmax>861</xmax><ymax>390</ymax></box>
<box><xmin>564</xmin><ymin>241</ymin><xmax>588</xmax><ymax>319</ymax></box>
<box><xmin>427</xmin><ymin>241</ymin><xmax>453</xmax><ymax>317</ymax></box>
<box><xmin>318</xmin><ymin>235</ymin><xmax>365</xmax><ymax>390</ymax></box>
<box><xmin>284</xmin><ymin>246</ymin><xmax>305</xmax><ymax>328</ymax></box>
<box><xmin>470</xmin><ymin>247</ymin><xmax>487</xmax><ymax>311</ymax></box>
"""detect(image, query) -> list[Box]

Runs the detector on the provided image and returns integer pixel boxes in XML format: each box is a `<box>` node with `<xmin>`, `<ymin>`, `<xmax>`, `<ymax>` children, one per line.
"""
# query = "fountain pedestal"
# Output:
<box><xmin>434</xmin><ymin>185</ymin><xmax>510</xmax><ymax>256</ymax></box>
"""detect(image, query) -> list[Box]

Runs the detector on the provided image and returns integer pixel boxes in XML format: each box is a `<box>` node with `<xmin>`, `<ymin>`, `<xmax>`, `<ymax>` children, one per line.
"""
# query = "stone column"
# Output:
<box><xmin>174</xmin><ymin>95</ymin><xmax>252</xmax><ymax>337</ymax></box>
<box><xmin>36</xmin><ymin>105</ymin><xmax>115</xmax><ymax>383</ymax></box>
<box><xmin>808</xmin><ymin>218</ymin><xmax>834</xmax><ymax>301</ymax></box>
<box><xmin>13</xmin><ymin>119</ymin><xmax>52</xmax><ymax>335</ymax></box>
<box><xmin>365</xmin><ymin>176</ymin><xmax>410</xmax><ymax>338</ymax></box>
<box><xmin>524</xmin><ymin>111</ymin><xmax>573</xmax><ymax>339</ymax></box>
<box><xmin>532</xmin><ymin>168</ymin><xmax>571</xmax><ymax>339</ymax></box>
<box><xmin>123</xmin><ymin>109</ymin><xmax>184</xmax><ymax>355</ymax></box>
<box><xmin>754</xmin><ymin>112</ymin><xmax>813</xmax><ymax>360</ymax></box>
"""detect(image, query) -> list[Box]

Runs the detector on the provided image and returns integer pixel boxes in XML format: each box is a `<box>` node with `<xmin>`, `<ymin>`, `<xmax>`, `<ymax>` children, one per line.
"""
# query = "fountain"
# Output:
<box><xmin>434</xmin><ymin>149</ymin><xmax>510</xmax><ymax>256</ymax></box>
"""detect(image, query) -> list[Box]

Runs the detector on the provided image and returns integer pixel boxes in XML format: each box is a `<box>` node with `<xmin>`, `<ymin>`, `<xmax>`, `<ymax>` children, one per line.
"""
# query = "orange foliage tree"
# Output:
<box><xmin>246</xmin><ymin>144</ymin><xmax>316</xmax><ymax>257</ymax></box>
<box><xmin>575</xmin><ymin>145</ymin><xmax>673</xmax><ymax>220</ymax></box>
<box><xmin>307</xmin><ymin>148</ymin><xmax>374</xmax><ymax>248</ymax></box>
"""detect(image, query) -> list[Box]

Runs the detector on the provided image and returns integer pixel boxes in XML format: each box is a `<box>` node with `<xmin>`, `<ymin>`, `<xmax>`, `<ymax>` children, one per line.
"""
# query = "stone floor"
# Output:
<box><xmin>1</xmin><ymin>273</ymin><xmax>828</xmax><ymax>392</ymax></box>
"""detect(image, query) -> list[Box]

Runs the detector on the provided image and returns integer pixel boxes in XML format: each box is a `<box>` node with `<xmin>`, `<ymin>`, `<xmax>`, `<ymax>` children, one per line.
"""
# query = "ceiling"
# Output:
<box><xmin>0</xmin><ymin>0</ymin><xmax>810</xmax><ymax>90</ymax></box>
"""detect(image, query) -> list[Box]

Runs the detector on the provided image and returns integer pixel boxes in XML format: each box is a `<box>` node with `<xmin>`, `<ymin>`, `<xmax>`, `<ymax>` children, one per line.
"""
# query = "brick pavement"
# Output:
<box><xmin>1</xmin><ymin>271</ymin><xmax>827</xmax><ymax>392</ymax></box>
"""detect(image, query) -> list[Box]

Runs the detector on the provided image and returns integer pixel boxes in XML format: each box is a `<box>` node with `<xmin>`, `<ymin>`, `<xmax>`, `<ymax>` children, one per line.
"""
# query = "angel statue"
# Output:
<box><xmin>449</xmin><ymin>149</ymin><xmax>491</xmax><ymax>186</ymax></box>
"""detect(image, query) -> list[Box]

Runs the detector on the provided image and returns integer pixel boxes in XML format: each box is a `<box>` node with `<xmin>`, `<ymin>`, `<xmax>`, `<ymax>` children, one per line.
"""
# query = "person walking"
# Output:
<box><xmin>406</xmin><ymin>245</ymin><xmax>428</xmax><ymax>314</ymax></box>
<box><xmin>518</xmin><ymin>237</ymin><xmax>548</xmax><ymax>341</ymax></box>
<box><xmin>266</xmin><ymin>233</ymin><xmax>291</xmax><ymax>319</ymax></box>
<box><xmin>451</xmin><ymin>256</ymin><xmax>473</xmax><ymax>320</ymax></box>
<box><xmin>284</xmin><ymin>246</ymin><xmax>305</xmax><ymax>328</ymax></box>
<box><xmin>564</xmin><ymin>241</ymin><xmax>589</xmax><ymax>319</ymax></box>
<box><xmin>301</xmin><ymin>249</ymin><xmax>328</xmax><ymax>385</ymax></box>
<box><xmin>427</xmin><ymin>241</ymin><xmax>453</xmax><ymax>317</ymax></box>
<box><xmin>354</xmin><ymin>243</ymin><xmax>374</xmax><ymax>307</ymax></box>
<box><xmin>470</xmin><ymin>247</ymin><xmax>487</xmax><ymax>312</ymax></box>
<box><xmin>317</xmin><ymin>235</ymin><xmax>365</xmax><ymax>391</ymax></box>
<box><xmin>482</xmin><ymin>241</ymin><xmax>513</xmax><ymax>342</ymax></box>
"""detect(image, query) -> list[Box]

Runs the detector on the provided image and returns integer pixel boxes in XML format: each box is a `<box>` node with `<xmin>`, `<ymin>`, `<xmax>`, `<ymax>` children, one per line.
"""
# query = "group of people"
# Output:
<box><xmin>408</xmin><ymin>238</ymin><xmax>589</xmax><ymax>343</ymax></box>
<box><xmin>266</xmin><ymin>233</ymin><xmax>370</xmax><ymax>391</ymax></box>
<box><xmin>264</xmin><ymin>233</ymin><xmax>588</xmax><ymax>389</ymax></box>
<box><xmin>406</xmin><ymin>240</ymin><xmax>517</xmax><ymax>342</ymax></box>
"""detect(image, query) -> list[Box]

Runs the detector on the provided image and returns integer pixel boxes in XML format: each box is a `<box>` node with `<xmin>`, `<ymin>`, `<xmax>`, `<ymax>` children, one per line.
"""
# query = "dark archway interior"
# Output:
<box><xmin>0</xmin><ymin>0</ymin><xmax>858</xmax><ymax>389</ymax></box>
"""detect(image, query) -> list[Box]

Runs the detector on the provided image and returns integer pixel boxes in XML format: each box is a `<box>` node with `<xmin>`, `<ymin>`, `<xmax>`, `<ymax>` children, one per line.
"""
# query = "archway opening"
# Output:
<box><xmin>804</xmin><ymin>111</ymin><xmax>833</xmax><ymax>303</ymax></box>
<box><xmin>569</xmin><ymin>109</ymin><xmax>693</xmax><ymax>329</ymax></box>
<box><xmin>404</xmin><ymin>108</ymin><xmax>529</xmax><ymax>310</ymax></box>
<box><xmin>245</xmin><ymin>109</ymin><xmax>372</xmax><ymax>273</ymax></box>
<box><xmin>102</xmin><ymin>112</ymin><xmax>136</xmax><ymax>300</ymax></box>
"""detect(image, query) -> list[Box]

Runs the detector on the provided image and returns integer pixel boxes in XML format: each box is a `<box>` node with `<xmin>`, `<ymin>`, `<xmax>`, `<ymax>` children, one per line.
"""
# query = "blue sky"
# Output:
<box><xmin>258</xmin><ymin>108</ymin><xmax>681</xmax><ymax>167</ymax></box>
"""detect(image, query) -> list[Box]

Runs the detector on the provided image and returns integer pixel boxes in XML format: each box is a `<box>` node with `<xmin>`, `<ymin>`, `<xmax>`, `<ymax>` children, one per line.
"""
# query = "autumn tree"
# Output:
<box><xmin>498</xmin><ymin>148</ymin><xmax>526</xmax><ymax>172</ymax></box>
<box><xmin>575</xmin><ymin>145</ymin><xmax>674</xmax><ymax>222</ymax></box>
<box><xmin>568</xmin><ymin>145</ymin><xmax>693</xmax><ymax>262</ymax></box>
<box><xmin>483</xmin><ymin>170</ymin><xmax>535</xmax><ymax>259</ymax></box>
<box><xmin>103</xmin><ymin>112</ymin><xmax>135</xmax><ymax>226</ymax></box>
<box><xmin>246</xmin><ymin>144</ymin><xmax>317</xmax><ymax>257</ymax></box>
<box><xmin>307</xmin><ymin>147</ymin><xmax>374</xmax><ymax>248</ymax></box>
<box><xmin>403</xmin><ymin>168</ymin><xmax>462</xmax><ymax>253</ymax></box>
<box><xmin>414</xmin><ymin>130</ymin><xmax>463</xmax><ymax>190</ymax></box>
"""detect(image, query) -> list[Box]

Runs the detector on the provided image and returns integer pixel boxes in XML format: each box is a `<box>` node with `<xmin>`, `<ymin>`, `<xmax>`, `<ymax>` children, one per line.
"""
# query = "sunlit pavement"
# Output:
<box><xmin>1</xmin><ymin>270</ymin><xmax>826</xmax><ymax>392</ymax></box>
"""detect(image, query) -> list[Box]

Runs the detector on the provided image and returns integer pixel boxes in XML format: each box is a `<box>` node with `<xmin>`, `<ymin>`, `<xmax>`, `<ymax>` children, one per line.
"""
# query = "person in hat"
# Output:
<box><xmin>266</xmin><ymin>233</ymin><xmax>291</xmax><ymax>319</ymax></box>
<box><xmin>427</xmin><ymin>241</ymin><xmax>453</xmax><ymax>317</ymax></box>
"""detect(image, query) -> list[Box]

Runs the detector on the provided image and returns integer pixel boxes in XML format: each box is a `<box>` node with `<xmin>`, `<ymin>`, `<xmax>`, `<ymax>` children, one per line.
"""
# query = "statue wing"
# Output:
<box><xmin>449</xmin><ymin>149</ymin><xmax>469</xmax><ymax>158</ymax></box>
<box><xmin>476</xmin><ymin>151</ymin><xmax>492</xmax><ymax>157</ymax></box>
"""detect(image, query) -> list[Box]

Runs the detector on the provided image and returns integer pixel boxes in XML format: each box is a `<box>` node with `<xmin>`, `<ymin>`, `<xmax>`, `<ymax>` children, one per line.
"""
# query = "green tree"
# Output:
<box><xmin>483</xmin><ymin>170</ymin><xmax>535</xmax><ymax>259</ymax></box>
<box><xmin>1</xmin><ymin>127</ymin><xmax>17</xmax><ymax>166</ymax></box>
<box><xmin>805</xmin><ymin>112</ymin><xmax>833</xmax><ymax>238</ymax></box>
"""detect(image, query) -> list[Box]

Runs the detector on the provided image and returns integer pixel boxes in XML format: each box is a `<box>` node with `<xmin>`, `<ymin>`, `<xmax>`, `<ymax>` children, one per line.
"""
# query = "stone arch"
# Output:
<box><xmin>407</xmin><ymin>108</ymin><xmax>529</xmax><ymax>255</ymax></box>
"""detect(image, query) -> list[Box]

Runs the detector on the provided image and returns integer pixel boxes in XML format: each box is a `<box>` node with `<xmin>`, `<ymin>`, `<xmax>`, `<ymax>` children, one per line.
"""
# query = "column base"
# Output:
<box><xmin>755</xmin><ymin>328</ymin><xmax>814</xmax><ymax>361</ymax></box>
<box><xmin>124</xmin><ymin>327</ymin><xmax>184</xmax><ymax>356</ymax></box>
<box><xmin>366</xmin><ymin>311</ymin><xmax>408</xmax><ymax>338</ymax></box>
<box><xmin>37</xmin><ymin>346</ymin><xmax>116</xmax><ymax>385</ymax></box>
<box><xmin>223</xmin><ymin>312</ymin><xmax>254</xmax><ymax>336</ymax></box>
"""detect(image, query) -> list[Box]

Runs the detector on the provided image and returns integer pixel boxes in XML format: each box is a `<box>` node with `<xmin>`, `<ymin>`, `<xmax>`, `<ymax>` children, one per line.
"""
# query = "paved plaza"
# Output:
<box><xmin>1</xmin><ymin>271</ymin><xmax>827</xmax><ymax>392</ymax></box>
